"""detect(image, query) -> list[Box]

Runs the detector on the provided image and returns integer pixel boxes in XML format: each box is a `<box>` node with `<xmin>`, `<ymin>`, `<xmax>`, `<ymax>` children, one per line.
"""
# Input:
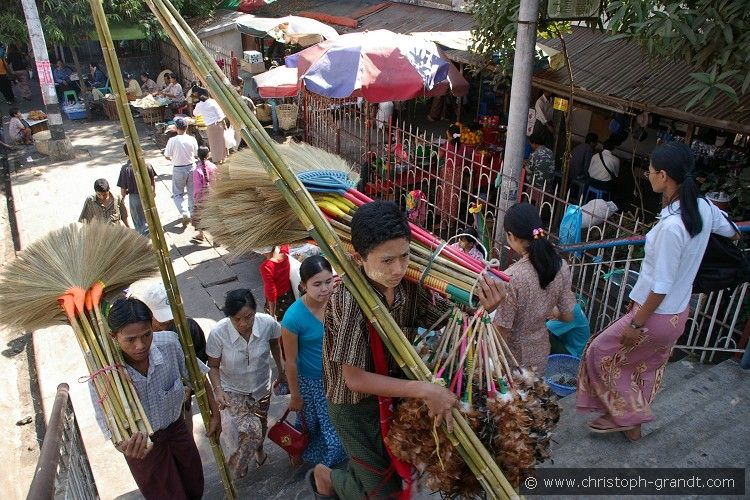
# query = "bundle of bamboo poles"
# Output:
<box><xmin>0</xmin><ymin>222</ymin><xmax>158</xmax><ymax>444</ymax></box>
<box><xmin>140</xmin><ymin>0</ymin><xmax>517</xmax><ymax>497</ymax></box>
<box><xmin>86</xmin><ymin>0</ymin><xmax>235</xmax><ymax>497</ymax></box>
<box><xmin>389</xmin><ymin>307</ymin><xmax>561</xmax><ymax>492</ymax></box>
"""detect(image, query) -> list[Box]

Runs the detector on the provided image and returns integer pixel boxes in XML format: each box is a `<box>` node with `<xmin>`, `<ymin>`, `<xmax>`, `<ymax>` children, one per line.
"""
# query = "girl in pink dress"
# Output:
<box><xmin>191</xmin><ymin>146</ymin><xmax>217</xmax><ymax>242</ymax></box>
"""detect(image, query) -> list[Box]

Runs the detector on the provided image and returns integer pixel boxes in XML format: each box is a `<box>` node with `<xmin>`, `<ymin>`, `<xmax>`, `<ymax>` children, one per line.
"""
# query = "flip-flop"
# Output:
<box><xmin>588</xmin><ymin>422</ymin><xmax>636</xmax><ymax>434</ymax></box>
<box><xmin>255</xmin><ymin>452</ymin><xmax>268</xmax><ymax>467</ymax></box>
<box><xmin>305</xmin><ymin>468</ymin><xmax>337</xmax><ymax>500</ymax></box>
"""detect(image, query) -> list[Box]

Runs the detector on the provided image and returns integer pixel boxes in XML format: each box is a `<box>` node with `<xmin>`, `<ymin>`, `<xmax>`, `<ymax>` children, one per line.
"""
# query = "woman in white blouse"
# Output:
<box><xmin>193</xmin><ymin>88</ymin><xmax>228</xmax><ymax>163</ymax></box>
<box><xmin>206</xmin><ymin>289</ymin><xmax>286</xmax><ymax>479</ymax></box>
<box><xmin>576</xmin><ymin>142</ymin><xmax>739</xmax><ymax>442</ymax></box>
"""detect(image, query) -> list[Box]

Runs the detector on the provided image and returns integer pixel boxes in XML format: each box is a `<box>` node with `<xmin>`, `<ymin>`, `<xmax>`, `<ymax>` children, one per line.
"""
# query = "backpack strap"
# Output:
<box><xmin>598</xmin><ymin>151</ymin><xmax>617</xmax><ymax>181</ymax></box>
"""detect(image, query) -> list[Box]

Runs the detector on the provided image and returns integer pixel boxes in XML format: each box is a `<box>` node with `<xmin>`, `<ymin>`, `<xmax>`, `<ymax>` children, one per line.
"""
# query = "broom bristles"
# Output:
<box><xmin>0</xmin><ymin>221</ymin><xmax>158</xmax><ymax>331</ymax></box>
<box><xmin>200</xmin><ymin>143</ymin><xmax>357</xmax><ymax>254</ymax></box>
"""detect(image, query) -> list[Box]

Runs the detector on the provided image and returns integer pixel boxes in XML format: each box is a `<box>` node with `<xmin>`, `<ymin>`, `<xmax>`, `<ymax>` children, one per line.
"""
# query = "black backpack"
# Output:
<box><xmin>693</xmin><ymin>215</ymin><xmax>750</xmax><ymax>294</ymax></box>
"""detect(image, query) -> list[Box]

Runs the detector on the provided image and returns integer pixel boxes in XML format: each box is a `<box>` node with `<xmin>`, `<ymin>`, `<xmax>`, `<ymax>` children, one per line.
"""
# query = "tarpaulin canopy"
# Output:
<box><xmin>236</xmin><ymin>15</ymin><xmax>338</xmax><ymax>47</ymax></box>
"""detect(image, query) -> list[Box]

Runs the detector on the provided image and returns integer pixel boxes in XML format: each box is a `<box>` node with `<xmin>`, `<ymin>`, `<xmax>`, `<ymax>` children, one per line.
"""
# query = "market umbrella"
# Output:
<box><xmin>253</xmin><ymin>65</ymin><xmax>300</xmax><ymax>98</ymax></box>
<box><xmin>284</xmin><ymin>30</ymin><xmax>451</xmax><ymax>103</ymax></box>
<box><xmin>236</xmin><ymin>15</ymin><xmax>339</xmax><ymax>47</ymax></box>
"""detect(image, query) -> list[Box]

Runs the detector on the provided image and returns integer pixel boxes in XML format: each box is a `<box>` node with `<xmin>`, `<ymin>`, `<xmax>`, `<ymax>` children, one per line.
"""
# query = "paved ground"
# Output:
<box><xmin>3</xmin><ymin>97</ymin><xmax>318</xmax><ymax>498</ymax></box>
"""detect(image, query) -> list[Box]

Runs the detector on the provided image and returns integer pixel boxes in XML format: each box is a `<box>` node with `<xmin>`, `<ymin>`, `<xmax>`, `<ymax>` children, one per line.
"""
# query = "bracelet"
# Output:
<box><xmin>630</xmin><ymin>320</ymin><xmax>643</xmax><ymax>329</ymax></box>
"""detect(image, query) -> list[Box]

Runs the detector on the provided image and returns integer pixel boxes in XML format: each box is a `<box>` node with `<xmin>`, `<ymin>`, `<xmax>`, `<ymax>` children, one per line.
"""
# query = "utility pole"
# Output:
<box><xmin>495</xmin><ymin>0</ymin><xmax>540</xmax><ymax>246</ymax></box>
<box><xmin>20</xmin><ymin>0</ymin><xmax>75</xmax><ymax>160</ymax></box>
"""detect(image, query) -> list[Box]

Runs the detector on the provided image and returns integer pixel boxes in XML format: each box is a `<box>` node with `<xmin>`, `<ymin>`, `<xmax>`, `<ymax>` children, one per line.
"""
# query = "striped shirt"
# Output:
<box><xmin>323</xmin><ymin>278</ymin><xmax>449</xmax><ymax>405</ymax></box>
<box><xmin>90</xmin><ymin>331</ymin><xmax>207</xmax><ymax>440</ymax></box>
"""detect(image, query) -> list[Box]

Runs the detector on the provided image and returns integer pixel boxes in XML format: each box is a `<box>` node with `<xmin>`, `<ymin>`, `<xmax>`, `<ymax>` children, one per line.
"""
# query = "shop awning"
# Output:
<box><xmin>89</xmin><ymin>22</ymin><xmax>146</xmax><ymax>41</ymax></box>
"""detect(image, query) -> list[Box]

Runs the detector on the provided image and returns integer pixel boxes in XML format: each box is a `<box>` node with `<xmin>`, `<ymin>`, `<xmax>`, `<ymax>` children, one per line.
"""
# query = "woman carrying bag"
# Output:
<box><xmin>576</xmin><ymin>142</ymin><xmax>740</xmax><ymax>442</ymax></box>
<box><xmin>280</xmin><ymin>255</ymin><xmax>346</xmax><ymax>468</ymax></box>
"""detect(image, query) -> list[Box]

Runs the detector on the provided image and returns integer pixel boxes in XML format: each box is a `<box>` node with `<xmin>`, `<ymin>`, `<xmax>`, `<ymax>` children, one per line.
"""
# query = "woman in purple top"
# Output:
<box><xmin>191</xmin><ymin>146</ymin><xmax>217</xmax><ymax>242</ymax></box>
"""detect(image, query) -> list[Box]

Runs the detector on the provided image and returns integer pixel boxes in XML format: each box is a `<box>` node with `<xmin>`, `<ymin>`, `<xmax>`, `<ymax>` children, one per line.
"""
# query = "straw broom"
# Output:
<box><xmin>85</xmin><ymin>1</ymin><xmax>235</xmax><ymax>497</ymax></box>
<box><xmin>141</xmin><ymin>0</ymin><xmax>516</xmax><ymax>497</ymax></box>
<box><xmin>0</xmin><ymin>221</ymin><xmax>158</xmax><ymax>444</ymax></box>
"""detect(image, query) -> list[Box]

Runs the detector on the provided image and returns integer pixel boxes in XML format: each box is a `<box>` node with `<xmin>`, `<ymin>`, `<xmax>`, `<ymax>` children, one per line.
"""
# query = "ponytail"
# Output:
<box><xmin>650</xmin><ymin>142</ymin><xmax>703</xmax><ymax>237</ymax></box>
<box><xmin>528</xmin><ymin>236</ymin><xmax>562</xmax><ymax>289</ymax></box>
<box><xmin>503</xmin><ymin>203</ymin><xmax>562</xmax><ymax>289</ymax></box>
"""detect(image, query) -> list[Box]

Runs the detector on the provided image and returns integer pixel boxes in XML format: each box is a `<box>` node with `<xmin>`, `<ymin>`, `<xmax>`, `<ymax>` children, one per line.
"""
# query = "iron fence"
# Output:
<box><xmin>302</xmin><ymin>92</ymin><xmax>750</xmax><ymax>360</ymax></box>
<box><xmin>27</xmin><ymin>383</ymin><xmax>99</xmax><ymax>500</ymax></box>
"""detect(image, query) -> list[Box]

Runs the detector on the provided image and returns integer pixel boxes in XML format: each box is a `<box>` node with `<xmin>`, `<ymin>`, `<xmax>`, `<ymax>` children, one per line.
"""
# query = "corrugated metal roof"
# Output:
<box><xmin>351</xmin><ymin>3</ymin><xmax>473</xmax><ymax>34</ymax></box>
<box><xmin>534</xmin><ymin>27</ymin><xmax>750</xmax><ymax>134</ymax></box>
<box><xmin>254</xmin><ymin>0</ymin><xmax>381</xmax><ymax>19</ymax></box>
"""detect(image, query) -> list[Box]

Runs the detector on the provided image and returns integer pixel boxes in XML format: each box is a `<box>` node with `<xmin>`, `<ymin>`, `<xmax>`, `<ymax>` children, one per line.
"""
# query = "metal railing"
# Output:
<box><xmin>27</xmin><ymin>383</ymin><xmax>99</xmax><ymax>500</ymax></box>
<box><xmin>302</xmin><ymin>93</ymin><xmax>750</xmax><ymax>360</ymax></box>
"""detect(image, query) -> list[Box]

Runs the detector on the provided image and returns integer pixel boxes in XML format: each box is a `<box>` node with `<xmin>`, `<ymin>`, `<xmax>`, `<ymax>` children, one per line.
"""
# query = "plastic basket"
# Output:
<box><xmin>63</xmin><ymin>105</ymin><xmax>87</xmax><ymax>120</ymax></box>
<box><xmin>140</xmin><ymin>106</ymin><xmax>166</xmax><ymax>124</ymax></box>
<box><xmin>277</xmin><ymin>103</ymin><xmax>299</xmax><ymax>131</ymax></box>
<box><xmin>255</xmin><ymin>103</ymin><xmax>272</xmax><ymax>123</ymax></box>
<box><xmin>543</xmin><ymin>354</ymin><xmax>580</xmax><ymax>397</ymax></box>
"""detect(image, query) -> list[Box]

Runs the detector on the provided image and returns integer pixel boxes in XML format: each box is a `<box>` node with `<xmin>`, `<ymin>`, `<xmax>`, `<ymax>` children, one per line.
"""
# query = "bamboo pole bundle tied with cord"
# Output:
<box><xmin>139</xmin><ymin>0</ymin><xmax>518</xmax><ymax>497</ymax></box>
<box><xmin>86</xmin><ymin>0</ymin><xmax>235</xmax><ymax>497</ymax></box>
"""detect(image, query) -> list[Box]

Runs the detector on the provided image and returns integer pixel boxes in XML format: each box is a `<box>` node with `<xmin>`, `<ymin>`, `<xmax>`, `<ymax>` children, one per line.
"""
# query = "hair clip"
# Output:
<box><xmin>532</xmin><ymin>227</ymin><xmax>546</xmax><ymax>239</ymax></box>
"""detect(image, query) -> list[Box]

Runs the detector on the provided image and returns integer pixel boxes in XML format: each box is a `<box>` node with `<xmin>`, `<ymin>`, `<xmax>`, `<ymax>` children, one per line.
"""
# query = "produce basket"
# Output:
<box><xmin>33</xmin><ymin>131</ymin><xmax>51</xmax><ymax>156</ymax></box>
<box><xmin>544</xmin><ymin>354</ymin><xmax>580</xmax><ymax>397</ymax></box>
<box><xmin>255</xmin><ymin>103</ymin><xmax>272</xmax><ymax>123</ymax></box>
<box><xmin>140</xmin><ymin>106</ymin><xmax>166</xmax><ymax>125</ymax></box>
<box><xmin>277</xmin><ymin>104</ymin><xmax>299</xmax><ymax>131</ymax></box>
<box><xmin>103</xmin><ymin>99</ymin><xmax>119</xmax><ymax>121</ymax></box>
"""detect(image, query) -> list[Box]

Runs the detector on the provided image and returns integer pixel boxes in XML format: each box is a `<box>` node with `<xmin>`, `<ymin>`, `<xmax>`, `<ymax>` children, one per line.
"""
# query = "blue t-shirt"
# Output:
<box><xmin>281</xmin><ymin>298</ymin><xmax>323</xmax><ymax>379</ymax></box>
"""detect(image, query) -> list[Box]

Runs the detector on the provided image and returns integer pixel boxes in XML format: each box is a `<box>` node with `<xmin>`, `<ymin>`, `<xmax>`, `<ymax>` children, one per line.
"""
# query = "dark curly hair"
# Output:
<box><xmin>351</xmin><ymin>201</ymin><xmax>411</xmax><ymax>259</ymax></box>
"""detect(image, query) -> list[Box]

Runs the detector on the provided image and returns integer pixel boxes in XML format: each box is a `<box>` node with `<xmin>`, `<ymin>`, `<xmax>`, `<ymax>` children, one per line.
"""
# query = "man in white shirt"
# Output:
<box><xmin>164</xmin><ymin>118</ymin><xmax>198</xmax><ymax>227</ymax></box>
<box><xmin>588</xmin><ymin>138</ymin><xmax>621</xmax><ymax>191</ymax></box>
<box><xmin>534</xmin><ymin>90</ymin><xmax>554</xmax><ymax>132</ymax></box>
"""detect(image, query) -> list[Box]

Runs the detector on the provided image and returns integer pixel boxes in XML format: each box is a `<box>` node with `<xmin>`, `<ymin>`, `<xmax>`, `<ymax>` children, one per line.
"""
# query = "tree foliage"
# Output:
<box><xmin>469</xmin><ymin>0</ymin><xmax>750</xmax><ymax>109</ymax></box>
<box><xmin>0</xmin><ymin>0</ymin><xmax>223</xmax><ymax>46</ymax></box>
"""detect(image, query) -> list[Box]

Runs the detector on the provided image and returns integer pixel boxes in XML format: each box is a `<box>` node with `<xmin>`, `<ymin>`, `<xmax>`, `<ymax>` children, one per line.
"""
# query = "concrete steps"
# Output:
<box><xmin>545</xmin><ymin>359</ymin><xmax>750</xmax><ymax>470</ymax></box>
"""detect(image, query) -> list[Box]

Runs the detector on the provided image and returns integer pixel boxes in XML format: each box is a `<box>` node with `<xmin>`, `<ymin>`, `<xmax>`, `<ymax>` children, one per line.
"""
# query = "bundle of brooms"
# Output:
<box><xmin>0</xmin><ymin>221</ymin><xmax>159</xmax><ymax>444</ymax></box>
<box><xmin>142</xmin><ymin>0</ymin><xmax>517</xmax><ymax>496</ymax></box>
<box><xmin>199</xmin><ymin>145</ymin><xmax>510</xmax><ymax>308</ymax></box>
<box><xmin>387</xmin><ymin>307</ymin><xmax>561</xmax><ymax>495</ymax></box>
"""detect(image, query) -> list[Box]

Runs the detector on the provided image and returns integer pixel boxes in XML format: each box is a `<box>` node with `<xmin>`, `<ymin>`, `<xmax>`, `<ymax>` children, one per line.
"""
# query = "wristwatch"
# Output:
<box><xmin>630</xmin><ymin>320</ymin><xmax>643</xmax><ymax>329</ymax></box>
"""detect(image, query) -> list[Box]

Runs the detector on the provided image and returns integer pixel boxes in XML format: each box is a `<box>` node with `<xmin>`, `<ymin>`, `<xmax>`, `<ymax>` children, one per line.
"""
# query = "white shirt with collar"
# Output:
<box><xmin>164</xmin><ymin>133</ymin><xmax>198</xmax><ymax>167</ymax></box>
<box><xmin>206</xmin><ymin>314</ymin><xmax>281</xmax><ymax>399</ymax></box>
<box><xmin>193</xmin><ymin>98</ymin><xmax>226</xmax><ymax>126</ymax></box>
<box><xmin>630</xmin><ymin>199</ymin><xmax>737</xmax><ymax>314</ymax></box>
<box><xmin>588</xmin><ymin>149</ymin><xmax>620</xmax><ymax>182</ymax></box>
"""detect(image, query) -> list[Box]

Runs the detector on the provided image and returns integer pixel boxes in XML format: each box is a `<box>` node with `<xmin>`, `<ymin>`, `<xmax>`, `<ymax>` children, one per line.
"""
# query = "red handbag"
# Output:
<box><xmin>268</xmin><ymin>407</ymin><xmax>309</xmax><ymax>459</ymax></box>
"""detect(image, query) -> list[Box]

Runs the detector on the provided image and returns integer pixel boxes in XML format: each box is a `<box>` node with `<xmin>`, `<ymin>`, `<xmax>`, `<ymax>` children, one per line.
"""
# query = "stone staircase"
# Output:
<box><xmin>546</xmin><ymin>359</ymin><xmax>749</xmax><ymax>469</ymax></box>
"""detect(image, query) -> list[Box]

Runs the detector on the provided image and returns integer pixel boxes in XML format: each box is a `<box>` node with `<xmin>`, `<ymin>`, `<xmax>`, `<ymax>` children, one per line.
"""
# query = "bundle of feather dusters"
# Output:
<box><xmin>385</xmin><ymin>399</ymin><xmax>482</xmax><ymax>498</ymax></box>
<box><xmin>387</xmin><ymin>371</ymin><xmax>560</xmax><ymax>497</ymax></box>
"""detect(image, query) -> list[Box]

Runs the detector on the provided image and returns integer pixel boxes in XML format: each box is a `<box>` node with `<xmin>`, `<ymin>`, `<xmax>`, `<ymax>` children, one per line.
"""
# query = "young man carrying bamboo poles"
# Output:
<box><xmin>89</xmin><ymin>297</ymin><xmax>222</xmax><ymax>499</ymax></box>
<box><xmin>312</xmin><ymin>201</ymin><xmax>505</xmax><ymax>499</ymax></box>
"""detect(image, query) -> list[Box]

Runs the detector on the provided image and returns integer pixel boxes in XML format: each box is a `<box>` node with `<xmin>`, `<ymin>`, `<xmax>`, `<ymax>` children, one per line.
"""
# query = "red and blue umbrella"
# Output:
<box><xmin>285</xmin><ymin>30</ymin><xmax>451</xmax><ymax>103</ymax></box>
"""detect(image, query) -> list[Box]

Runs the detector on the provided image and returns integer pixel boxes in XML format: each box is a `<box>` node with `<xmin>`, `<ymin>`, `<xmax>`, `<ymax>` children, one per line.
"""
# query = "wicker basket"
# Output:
<box><xmin>103</xmin><ymin>99</ymin><xmax>119</xmax><ymax>121</ymax></box>
<box><xmin>140</xmin><ymin>106</ymin><xmax>166</xmax><ymax>124</ymax></box>
<box><xmin>33</xmin><ymin>131</ymin><xmax>51</xmax><ymax>156</ymax></box>
<box><xmin>277</xmin><ymin>104</ymin><xmax>299</xmax><ymax>131</ymax></box>
<box><xmin>255</xmin><ymin>103</ymin><xmax>272</xmax><ymax>123</ymax></box>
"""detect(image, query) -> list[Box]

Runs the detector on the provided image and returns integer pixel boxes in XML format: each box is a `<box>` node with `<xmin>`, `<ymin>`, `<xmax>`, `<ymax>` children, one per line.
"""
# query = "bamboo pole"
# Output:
<box><xmin>85</xmin><ymin>1</ymin><xmax>235</xmax><ymax>498</ymax></box>
<box><xmin>141</xmin><ymin>1</ymin><xmax>516</xmax><ymax>497</ymax></box>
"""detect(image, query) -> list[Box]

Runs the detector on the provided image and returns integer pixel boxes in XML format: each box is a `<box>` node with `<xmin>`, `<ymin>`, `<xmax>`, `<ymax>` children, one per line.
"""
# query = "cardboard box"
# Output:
<box><xmin>240</xmin><ymin>59</ymin><xmax>266</xmax><ymax>75</ymax></box>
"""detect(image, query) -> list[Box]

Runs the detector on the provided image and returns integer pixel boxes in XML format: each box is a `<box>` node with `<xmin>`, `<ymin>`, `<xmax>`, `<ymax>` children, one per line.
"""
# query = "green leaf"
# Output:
<box><xmin>714</xmin><ymin>83</ymin><xmax>740</xmax><ymax>103</ymax></box>
<box><xmin>689</xmin><ymin>72</ymin><xmax>712</xmax><ymax>84</ymax></box>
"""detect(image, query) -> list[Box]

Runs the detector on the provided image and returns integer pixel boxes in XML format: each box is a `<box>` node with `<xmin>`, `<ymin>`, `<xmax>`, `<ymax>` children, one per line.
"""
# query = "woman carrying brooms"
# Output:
<box><xmin>92</xmin><ymin>297</ymin><xmax>222</xmax><ymax>499</ymax></box>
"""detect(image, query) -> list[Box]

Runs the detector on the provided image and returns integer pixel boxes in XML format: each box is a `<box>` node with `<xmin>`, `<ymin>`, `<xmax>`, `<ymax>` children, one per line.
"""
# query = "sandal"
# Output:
<box><xmin>588</xmin><ymin>415</ymin><xmax>635</xmax><ymax>434</ymax></box>
<box><xmin>306</xmin><ymin>468</ymin><xmax>337</xmax><ymax>500</ymax></box>
<box><xmin>623</xmin><ymin>425</ymin><xmax>642</xmax><ymax>442</ymax></box>
<box><xmin>255</xmin><ymin>451</ymin><xmax>268</xmax><ymax>467</ymax></box>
